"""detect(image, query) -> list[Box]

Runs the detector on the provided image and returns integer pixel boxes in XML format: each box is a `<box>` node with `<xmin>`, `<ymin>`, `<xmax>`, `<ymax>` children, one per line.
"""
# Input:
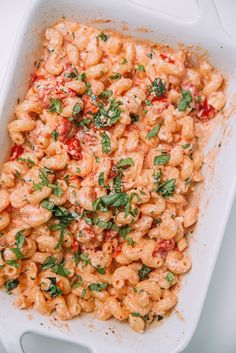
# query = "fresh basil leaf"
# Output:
<box><xmin>147</xmin><ymin>124</ymin><xmax>161</xmax><ymax>140</ymax></box>
<box><xmin>156</xmin><ymin>178</ymin><xmax>176</xmax><ymax>197</ymax></box>
<box><xmin>51</xmin><ymin>130</ymin><xmax>58</xmax><ymax>141</ymax></box>
<box><xmin>100</xmin><ymin>132</ymin><xmax>111</xmax><ymax>154</ymax></box>
<box><xmin>88</xmin><ymin>282</ymin><xmax>108</xmax><ymax>292</ymax></box>
<box><xmin>48</xmin><ymin>98</ymin><xmax>62</xmax><ymax>114</ymax></box>
<box><xmin>138</xmin><ymin>264</ymin><xmax>151</xmax><ymax>280</ymax></box>
<box><xmin>97</xmin><ymin>32</ymin><xmax>109</xmax><ymax>42</ymax></box>
<box><xmin>109</xmin><ymin>73</ymin><xmax>122</xmax><ymax>80</ymax></box>
<box><xmin>154</xmin><ymin>154</ymin><xmax>170</xmax><ymax>165</ymax></box>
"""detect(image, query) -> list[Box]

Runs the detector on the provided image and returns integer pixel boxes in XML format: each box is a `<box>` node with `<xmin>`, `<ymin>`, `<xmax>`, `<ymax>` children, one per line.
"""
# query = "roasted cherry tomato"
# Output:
<box><xmin>65</xmin><ymin>137</ymin><xmax>81</xmax><ymax>160</ymax></box>
<box><xmin>10</xmin><ymin>145</ymin><xmax>24</xmax><ymax>160</ymax></box>
<box><xmin>56</xmin><ymin>117</ymin><xmax>72</xmax><ymax>142</ymax></box>
<box><xmin>197</xmin><ymin>98</ymin><xmax>216</xmax><ymax>120</ymax></box>
<box><xmin>82</xmin><ymin>94</ymin><xmax>99</xmax><ymax>115</ymax></box>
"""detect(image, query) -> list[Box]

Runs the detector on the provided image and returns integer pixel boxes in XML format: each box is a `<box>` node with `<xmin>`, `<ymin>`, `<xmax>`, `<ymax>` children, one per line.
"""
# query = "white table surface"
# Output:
<box><xmin>0</xmin><ymin>1</ymin><xmax>235</xmax><ymax>352</ymax></box>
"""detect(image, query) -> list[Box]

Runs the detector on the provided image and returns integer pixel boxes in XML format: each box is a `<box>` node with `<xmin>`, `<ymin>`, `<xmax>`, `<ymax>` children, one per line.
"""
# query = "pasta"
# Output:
<box><xmin>0</xmin><ymin>21</ymin><xmax>226</xmax><ymax>333</ymax></box>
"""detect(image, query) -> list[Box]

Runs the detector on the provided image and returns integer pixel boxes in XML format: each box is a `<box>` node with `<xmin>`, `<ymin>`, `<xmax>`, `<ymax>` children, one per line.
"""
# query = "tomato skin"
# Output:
<box><xmin>65</xmin><ymin>137</ymin><xmax>81</xmax><ymax>160</ymax></box>
<box><xmin>56</xmin><ymin>117</ymin><xmax>72</xmax><ymax>142</ymax></box>
<box><xmin>197</xmin><ymin>98</ymin><xmax>216</xmax><ymax>120</ymax></box>
<box><xmin>148</xmin><ymin>94</ymin><xmax>167</xmax><ymax>103</ymax></box>
<box><xmin>73</xmin><ymin>238</ymin><xmax>79</xmax><ymax>253</ymax></box>
<box><xmin>82</xmin><ymin>95</ymin><xmax>99</xmax><ymax>115</ymax></box>
<box><xmin>113</xmin><ymin>244</ymin><xmax>122</xmax><ymax>257</ymax></box>
<box><xmin>160</xmin><ymin>53</ymin><xmax>175</xmax><ymax>64</ymax></box>
<box><xmin>10</xmin><ymin>145</ymin><xmax>24</xmax><ymax>160</ymax></box>
<box><xmin>154</xmin><ymin>238</ymin><xmax>176</xmax><ymax>258</ymax></box>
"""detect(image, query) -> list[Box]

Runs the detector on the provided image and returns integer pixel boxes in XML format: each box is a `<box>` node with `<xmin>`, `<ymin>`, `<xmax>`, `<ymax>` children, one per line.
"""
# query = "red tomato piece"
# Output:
<box><xmin>154</xmin><ymin>238</ymin><xmax>176</xmax><ymax>258</ymax></box>
<box><xmin>197</xmin><ymin>98</ymin><xmax>216</xmax><ymax>120</ymax></box>
<box><xmin>73</xmin><ymin>238</ymin><xmax>79</xmax><ymax>253</ymax></box>
<box><xmin>65</xmin><ymin>137</ymin><xmax>81</xmax><ymax>160</ymax></box>
<box><xmin>56</xmin><ymin>117</ymin><xmax>72</xmax><ymax>142</ymax></box>
<box><xmin>148</xmin><ymin>95</ymin><xmax>167</xmax><ymax>103</ymax></box>
<box><xmin>113</xmin><ymin>244</ymin><xmax>122</xmax><ymax>257</ymax></box>
<box><xmin>10</xmin><ymin>145</ymin><xmax>24</xmax><ymax>160</ymax></box>
<box><xmin>82</xmin><ymin>94</ymin><xmax>99</xmax><ymax>115</ymax></box>
<box><xmin>160</xmin><ymin>53</ymin><xmax>175</xmax><ymax>64</ymax></box>
<box><xmin>5</xmin><ymin>205</ymin><xmax>15</xmax><ymax>214</ymax></box>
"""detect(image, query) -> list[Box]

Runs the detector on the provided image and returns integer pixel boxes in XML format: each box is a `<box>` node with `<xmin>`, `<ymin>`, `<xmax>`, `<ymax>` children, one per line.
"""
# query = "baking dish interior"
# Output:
<box><xmin>0</xmin><ymin>1</ymin><xmax>236</xmax><ymax>353</ymax></box>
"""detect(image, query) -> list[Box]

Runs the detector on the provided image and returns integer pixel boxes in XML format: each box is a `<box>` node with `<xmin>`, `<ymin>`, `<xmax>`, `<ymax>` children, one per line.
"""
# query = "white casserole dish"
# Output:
<box><xmin>0</xmin><ymin>1</ymin><xmax>236</xmax><ymax>352</ymax></box>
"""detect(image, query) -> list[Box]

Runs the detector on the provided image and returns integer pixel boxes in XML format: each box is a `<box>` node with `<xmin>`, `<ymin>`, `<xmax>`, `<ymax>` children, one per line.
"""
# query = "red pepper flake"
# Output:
<box><xmin>160</xmin><ymin>53</ymin><xmax>175</xmax><ymax>64</ymax></box>
<box><xmin>10</xmin><ymin>145</ymin><xmax>24</xmax><ymax>160</ymax></box>
<box><xmin>197</xmin><ymin>98</ymin><xmax>216</xmax><ymax>121</ymax></box>
<box><xmin>65</xmin><ymin>137</ymin><xmax>81</xmax><ymax>160</ymax></box>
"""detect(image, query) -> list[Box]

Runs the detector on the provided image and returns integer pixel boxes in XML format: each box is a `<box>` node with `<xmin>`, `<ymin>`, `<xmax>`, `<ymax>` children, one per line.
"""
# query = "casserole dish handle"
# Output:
<box><xmin>129</xmin><ymin>0</ymin><xmax>222</xmax><ymax>31</ymax></box>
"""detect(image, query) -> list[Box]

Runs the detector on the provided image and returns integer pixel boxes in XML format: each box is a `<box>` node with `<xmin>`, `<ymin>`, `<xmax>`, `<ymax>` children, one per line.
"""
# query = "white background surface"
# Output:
<box><xmin>0</xmin><ymin>1</ymin><xmax>235</xmax><ymax>352</ymax></box>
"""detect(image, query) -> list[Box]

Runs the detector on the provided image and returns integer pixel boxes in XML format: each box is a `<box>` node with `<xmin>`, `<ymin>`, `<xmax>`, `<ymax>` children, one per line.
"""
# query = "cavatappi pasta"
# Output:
<box><xmin>0</xmin><ymin>21</ymin><xmax>226</xmax><ymax>333</ymax></box>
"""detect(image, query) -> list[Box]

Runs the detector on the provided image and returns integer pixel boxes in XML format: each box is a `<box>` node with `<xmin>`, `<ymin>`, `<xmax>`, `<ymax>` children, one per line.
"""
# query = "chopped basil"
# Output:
<box><xmin>147</xmin><ymin>52</ymin><xmax>153</xmax><ymax>59</ymax></box>
<box><xmin>5</xmin><ymin>279</ymin><xmax>19</xmax><ymax>293</ymax></box>
<box><xmin>178</xmin><ymin>89</ymin><xmax>192</xmax><ymax>111</ymax></box>
<box><xmin>97</xmin><ymin>32</ymin><xmax>109</xmax><ymax>42</ymax></box>
<box><xmin>156</xmin><ymin>178</ymin><xmax>176</xmax><ymax>197</ymax></box>
<box><xmin>94</xmin><ymin>98</ymin><xmax>122</xmax><ymax>128</ymax></box>
<box><xmin>41</xmin><ymin>199</ymin><xmax>55</xmax><ymax>211</ymax></box>
<box><xmin>64</xmin><ymin>71</ymin><xmax>77</xmax><ymax>79</ymax></box>
<box><xmin>153</xmin><ymin>170</ymin><xmax>162</xmax><ymax>185</ymax></box>
<box><xmin>51</xmin><ymin>130</ymin><xmax>58</xmax><ymax>141</ymax></box>
<box><xmin>46</xmin><ymin>277</ymin><xmax>62</xmax><ymax>297</ymax></box>
<box><xmin>49</xmin><ymin>181</ymin><xmax>63</xmax><ymax>197</ymax></box>
<box><xmin>80</xmin><ymin>253</ymin><xmax>92</xmax><ymax>268</ymax></box>
<box><xmin>72</xmin><ymin>102</ymin><xmax>82</xmax><ymax>118</ymax></box>
<box><xmin>147</xmin><ymin>124</ymin><xmax>161</xmax><ymax>140</ymax></box>
<box><xmin>48</xmin><ymin>98</ymin><xmax>62</xmax><ymax>114</ymax></box>
<box><xmin>18</xmin><ymin>157</ymin><xmax>35</xmax><ymax>167</ymax></box>
<box><xmin>99</xmin><ymin>90</ymin><xmax>113</xmax><ymax>98</ymax></box>
<box><xmin>52</xmin><ymin>263</ymin><xmax>70</xmax><ymax>277</ymax></box>
<box><xmin>145</xmin><ymin>99</ymin><xmax>152</xmax><ymax>106</ymax></box>
<box><xmin>10</xmin><ymin>247</ymin><xmax>23</xmax><ymax>260</ymax></box>
<box><xmin>119</xmin><ymin>225</ymin><xmax>132</xmax><ymax>239</ymax></box>
<box><xmin>131</xmin><ymin>114</ymin><xmax>139</xmax><ymax>123</ymax></box>
<box><xmin>118</xmin><ymin>157</ymin><xmax>134</xmax><ymax>169</ymax></box>
<box><xmin>165</xmin><ymin>271</ymin><xmax>175</xmax><ymax>284</ymax></box>
<box><xmin>15</xmin><ymin>231</ymin><xmax>25</xmax><ymax>249</ymax></box>
<box><xmin>95</xmin><ymin>155</ymin><xmax>100</xmax><ymax>163</ymax></box>
<box><xmin>42</xmin><ymin>256</ymin><xmax>56</xmax><ymax>271</ymax></box>
<box><xmin>98</xmin><ymin>172</ymin><xmax>107</xmax><ymax>188</ymax></box>
<box><xmin>154</xmin><ymin>154</ymin><xmax>170</xmax><ymax>165</ymax></box>
<box><xmin>100</xmin><ymin>132</ymin><xmax>111</xmax><ymax>154</ymax></box>
<box><xmin>182</xmin><ymin>143</ymin><xmax>190</xmax><ymax>149</ymax></box>
<box><xmin>95</xmin><ymin>265</ymin><xmax>106</xmax><ymax>275</ymax></box>
<box><xmin>86</xmin><ymin>82</ymin><xmax>92</xmax><ymax>95</ymax></box>
<box><xmin>131</xmin><ymin>312</ymin><xmax>142</xmax><ymax>317</ymax></box>
<box><xmin>88</xmin><ymin>282</ymin><xmax>108</xmax><ymax>292</ymax></box>
<box><xmin>71</xmin><ymin>275</ymin><xmax>83</xmax><ymax>288</ymax></box>
<box><xmin>137</xmin><ymin>64</ymin><xmax>145</xmax><ymax>72</ymax></box>
<box><xmin>138</xmin><ymin>264</ymin><xmax>152</xmax><ymax>280</ymax></box>
<box><xmin>92</xmin><ymin>218</ymin><xmax>112</xmax><ymax>229</ymax></box>
<box><xmin>6</xmin><ymin>259</ymin><xmax>20</xmax><ymax>268</ymax></box>
<box><xmin>149</xmin><ymin>78</ymin><xmax>166</xmax><ymax>97</ymax></box>
<box><xmin>93</xmin><ymin>192</ymin><xmax>129</xmax><ymax>212</ymax></box>
<box><xmin>122</xmin><ymin>58</ymin><xmax>128</xmax><ymax>64</ymax></box>
<box><xmin>81</xmin><ymin>288</ymin><xmax>87</xmax><ymax>298</ymax></box>
<box><xmin>109</xmin><ymin>73</ymin><xmax>122</xmax><ymax>80</ymax></box>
